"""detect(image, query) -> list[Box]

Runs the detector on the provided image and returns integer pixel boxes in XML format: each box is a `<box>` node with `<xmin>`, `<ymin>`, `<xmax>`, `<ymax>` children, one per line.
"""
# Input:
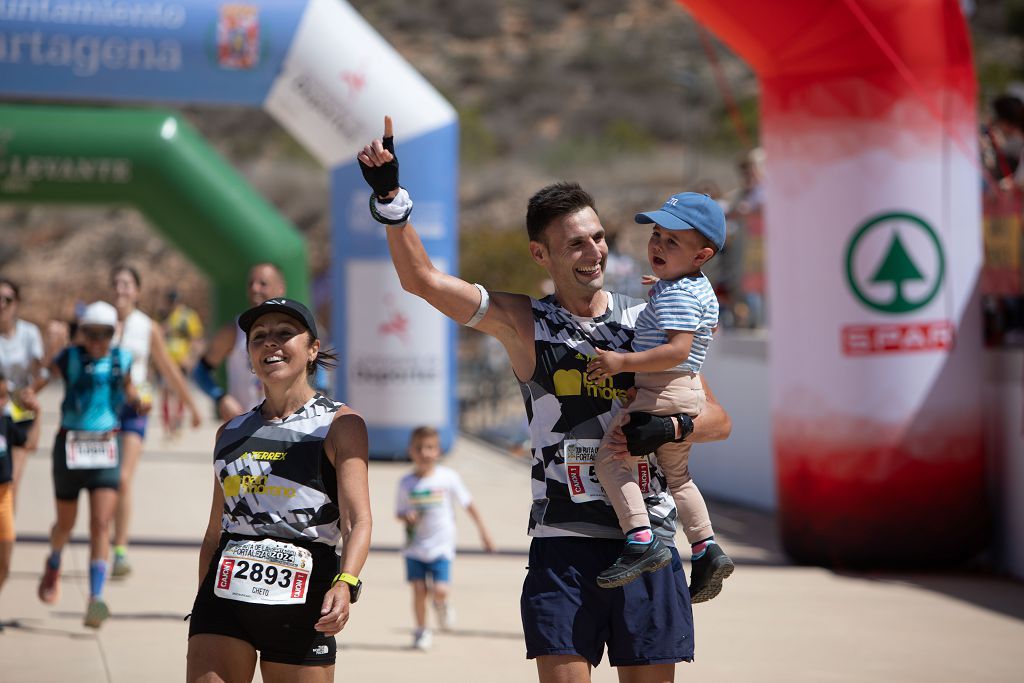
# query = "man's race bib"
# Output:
<box><xmin>563</xmin><ymin>438</ymin><xmax>651</xmax><ymax>504</ymax></box>
<box><xmin>65</xmin><ymin>431</ymin><xmax>118</xmax><ymax>470</ymax></box>
<box><xmin>214</xmin><ymin>538</ymin><xmax>313</xmax><ymax>605</ymax></box>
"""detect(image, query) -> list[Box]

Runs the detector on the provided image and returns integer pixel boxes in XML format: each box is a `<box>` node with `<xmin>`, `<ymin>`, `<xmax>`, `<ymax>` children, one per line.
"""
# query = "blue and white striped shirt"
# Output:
<box><xmin>632</xmin><ymin>274</ymin><xmax>718</xmax><ymax>373</ymax></box>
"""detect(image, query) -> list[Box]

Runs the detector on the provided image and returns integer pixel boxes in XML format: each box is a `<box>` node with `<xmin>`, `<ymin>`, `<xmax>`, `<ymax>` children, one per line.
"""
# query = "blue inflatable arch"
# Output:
<box><xmin>0</xmin><ymin>0</ymin><xmax>459</xmax><ymax>456</ymax></box>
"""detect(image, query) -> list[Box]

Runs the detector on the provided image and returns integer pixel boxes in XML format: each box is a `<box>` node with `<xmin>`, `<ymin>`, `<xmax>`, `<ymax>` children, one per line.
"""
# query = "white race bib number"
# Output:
<box><xmin>65</xmin><ymin>431</ymin><xmax>118</xmax><ymax>470</ymax></box>
<box><xmin>563</xmin><ymin>438</ymin><xmax>652</xmax><ymax>504</ymax></box>
<box><xmin>214</xmin><ymin>539</ymin><xmax>313</xmax><ymax>605</ymax></box>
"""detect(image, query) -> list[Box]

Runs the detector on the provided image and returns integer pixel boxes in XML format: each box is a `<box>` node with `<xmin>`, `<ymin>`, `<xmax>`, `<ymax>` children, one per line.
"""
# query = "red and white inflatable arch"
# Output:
<box><xmin>680</xmin><ymin>0</ymin><xmax>984</xmax><ymax>565</ymax></box>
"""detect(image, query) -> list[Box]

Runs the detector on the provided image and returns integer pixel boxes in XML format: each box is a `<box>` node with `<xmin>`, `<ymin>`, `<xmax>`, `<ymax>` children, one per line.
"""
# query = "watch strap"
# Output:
<box><xmin>332</xmin><ymin>572</ymin><xmax>360</xmax><ymax>588</ymax></box>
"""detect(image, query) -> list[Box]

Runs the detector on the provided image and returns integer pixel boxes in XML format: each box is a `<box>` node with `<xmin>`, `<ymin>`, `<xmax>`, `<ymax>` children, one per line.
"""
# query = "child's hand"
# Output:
<box><xmin>402</xmin><ymin>511</ymin><xmax>419</xmax><ymax>526</ymax></box>
<box><xmin>481</xmin><ymin>531</ymin><xmax>496</xmax><ymax>553</ymax></box>
<box><xmin>586</xmin><ymin>348</ymin><xmax>624</xmax><ymax>382</ymax></box>
<box><xmin>641</xmin><ymin>274</ymin><xmax>659</xmax><ymax>286</ymax></box>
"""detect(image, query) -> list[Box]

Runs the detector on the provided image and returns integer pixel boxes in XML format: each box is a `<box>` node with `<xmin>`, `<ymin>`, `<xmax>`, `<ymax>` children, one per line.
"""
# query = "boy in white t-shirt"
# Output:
<box><xmin>586</xmin><ymin>192</ymin><xmax>734</xmax><ymax>603</ymax></box>
<box><xmin>396</xmin><ymin>426</ymin><xmax>495</xmax><ymax>651</ymax></box>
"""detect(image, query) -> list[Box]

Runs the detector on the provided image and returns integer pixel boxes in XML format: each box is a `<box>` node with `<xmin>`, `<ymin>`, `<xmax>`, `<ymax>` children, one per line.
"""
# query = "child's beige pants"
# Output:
<box><xmin>595</xmin><ymin>371</ymin><xmax>713</xmax><ymax>544</ymax></box>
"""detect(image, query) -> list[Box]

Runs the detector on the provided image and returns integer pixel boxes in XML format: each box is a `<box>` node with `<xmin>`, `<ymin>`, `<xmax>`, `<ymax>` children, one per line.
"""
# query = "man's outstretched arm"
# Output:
<box><xmin>357</xmin><ymin>116</ymin><xmax>536</xmax><ymax>378</ymax></box>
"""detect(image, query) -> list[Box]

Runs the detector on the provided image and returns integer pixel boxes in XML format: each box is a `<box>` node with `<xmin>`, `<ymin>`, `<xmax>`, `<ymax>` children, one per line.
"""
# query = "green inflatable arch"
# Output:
<box><xmin>0</xmin><ymin>104</ymin><xmax>309</xmax><ymax>324</ymax></box>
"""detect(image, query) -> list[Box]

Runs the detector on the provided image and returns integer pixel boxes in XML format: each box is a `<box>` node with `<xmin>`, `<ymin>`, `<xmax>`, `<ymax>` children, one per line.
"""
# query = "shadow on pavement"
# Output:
<box><xmin>705</xmin><ymin>499</ymin><xmax>791</xmax><ymax>567</ymax></box>
<box><xmin>0</xmin><ymin>618</ymin><xmax>97</xmax><ymax>639</ymax></box>
<box><xmin>52</xmin><ymin>610</ymin><xmax>187</xmax><ymax>622</ymax></box>
<box><xmin>338</xmin><ymin>642</ymin><xmax>421</xmax><ymax>653</ymax></box>
<box><xmin>707</xmin><ymin>499</ymin><xmax>1024</xmax><ymax>622</ymax></box>
<box><xmin>844</xmin><ymin>572</ymin><xmax>1024</xmax><ymax>623</ymax></box>
<box><xmin>434</xmin><ymin>627</ymin><xmax>522</xmax><ymax>641</ymax></box>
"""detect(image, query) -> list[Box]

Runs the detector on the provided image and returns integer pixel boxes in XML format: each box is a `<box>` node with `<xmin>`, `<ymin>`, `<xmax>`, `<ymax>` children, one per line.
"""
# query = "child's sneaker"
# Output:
<box><xmin>112</xmin><ymin>553</ymin><xmax>132</xmax><ymax>578</ymax></box>
<box><xmin>412</xmin><ymin>628</ymin><xmax>432</xmax><ymax>651</ymax></box>
<box><xmin>596</xmin><ymin>538</ymin><xmax>672</xmax><ymax>588</ymax></box>
<box><xmin>84</xmin><ymin>599</ymin><xmax>110</xmax><ymax>628</ymax></box>
<box><xmin>38</xmin><ymin>563</ymin><xmax>61</xmax><ymax>604</ymax></box>
<box><xmin>688</xmin><ymin>543</ymin><xmax>734</xmax><ymax>604</ymax></box>
<box><xmin>436</xmin><ymin>602</ymin><xmax>456</xmax><ymax>631</ymax></box>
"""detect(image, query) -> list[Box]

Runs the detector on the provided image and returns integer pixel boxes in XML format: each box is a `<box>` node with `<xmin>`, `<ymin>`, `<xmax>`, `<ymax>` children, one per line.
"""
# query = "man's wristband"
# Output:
<box><xmin>369</xmin><ymin>188</ymin><xmax>413</xmax><ymax>225</ymax></box>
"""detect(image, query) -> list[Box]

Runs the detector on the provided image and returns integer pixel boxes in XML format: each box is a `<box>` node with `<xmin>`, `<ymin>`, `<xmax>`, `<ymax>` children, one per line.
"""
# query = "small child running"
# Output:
<box><xmin>396</xmin><ymin>426</ymin><xmax>495</xmax><ymax>651</ymax></box>
<box><xmin>586</xmin><ymin>192</ymin><xmax>734</xmax><ymax>603</ymax></box>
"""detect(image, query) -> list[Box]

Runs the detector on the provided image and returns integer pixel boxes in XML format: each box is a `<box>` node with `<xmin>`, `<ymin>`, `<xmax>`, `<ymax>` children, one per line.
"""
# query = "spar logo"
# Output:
<box><xmin>842</xmin><ymin>212</ymin><xmax>952</xmax><ymax>356</ymax></box>
<box><xmin>845</xmin><ymin>212</ymin><xmax>944</xmax><ymax>314</ymax></box>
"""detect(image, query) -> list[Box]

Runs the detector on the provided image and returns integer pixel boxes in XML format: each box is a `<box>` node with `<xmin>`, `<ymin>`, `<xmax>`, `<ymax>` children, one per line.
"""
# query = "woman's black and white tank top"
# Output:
<box><xmin>214</xmin><ymin>394</ymin><xmax>343</xmax><ymax>546</ymax></box>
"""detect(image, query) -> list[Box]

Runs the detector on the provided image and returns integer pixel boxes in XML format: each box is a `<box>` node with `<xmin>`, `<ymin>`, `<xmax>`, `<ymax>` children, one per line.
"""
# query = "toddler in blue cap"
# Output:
<box><xmin>586</xmin><ymin>192</ymin><xmax>733</xmax><ymax>603</ymax></box>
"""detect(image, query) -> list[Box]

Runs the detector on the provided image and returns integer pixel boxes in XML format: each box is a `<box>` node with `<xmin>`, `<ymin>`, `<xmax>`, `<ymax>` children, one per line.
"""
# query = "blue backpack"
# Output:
<box><xmin>64</xmin><ymin>346</ymin><xmax>128</xmax><ymax>418</ymax></box>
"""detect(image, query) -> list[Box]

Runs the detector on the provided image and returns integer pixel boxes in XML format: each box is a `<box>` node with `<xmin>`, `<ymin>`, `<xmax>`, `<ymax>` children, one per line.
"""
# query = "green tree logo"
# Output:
<box><xmin>845</xmin><ymin>213</ymin><xmax>944</xmax><ymax>314</ymax></box>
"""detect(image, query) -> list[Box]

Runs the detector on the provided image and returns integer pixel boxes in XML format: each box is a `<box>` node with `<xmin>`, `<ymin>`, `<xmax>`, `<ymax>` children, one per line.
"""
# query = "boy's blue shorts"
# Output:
<box><xmin>521</xmin><ymin>536</ymin><xmax>694</xmax><ymax>668</ymax></box>
<box><xmin>406</xmin><ymin>556</ymin><xmax>452</xmax><ymax>583</ymax></box>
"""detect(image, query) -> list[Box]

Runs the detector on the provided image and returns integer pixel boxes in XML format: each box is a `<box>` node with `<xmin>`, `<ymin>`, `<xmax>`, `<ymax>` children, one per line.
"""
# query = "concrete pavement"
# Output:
<box><xmin>1</xmin><ymin>386</ymin><xmax>1022</xmax><ymax>681</ymax></box>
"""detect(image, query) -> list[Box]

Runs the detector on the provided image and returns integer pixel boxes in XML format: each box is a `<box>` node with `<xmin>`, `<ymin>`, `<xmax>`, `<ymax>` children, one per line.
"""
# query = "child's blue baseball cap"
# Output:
<box><xmin>635</xmin><ymin>192</ymin><xmax>727</xmax><ymax>251</ymax></box>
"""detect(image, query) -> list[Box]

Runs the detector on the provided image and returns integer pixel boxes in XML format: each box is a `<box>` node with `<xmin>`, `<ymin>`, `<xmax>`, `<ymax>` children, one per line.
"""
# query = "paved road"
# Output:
<box><xmin>1</xmin><ymin>387</ymin><xmax>1022</xmax><ymax>681</ymax></box>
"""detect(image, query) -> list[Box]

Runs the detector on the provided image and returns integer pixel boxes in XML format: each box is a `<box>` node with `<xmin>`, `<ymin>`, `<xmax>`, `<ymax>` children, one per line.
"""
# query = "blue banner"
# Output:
<box><xmin>0</xmin><ymin>1</ymin><xmax>306</xmax><ymax>104</ymax></box>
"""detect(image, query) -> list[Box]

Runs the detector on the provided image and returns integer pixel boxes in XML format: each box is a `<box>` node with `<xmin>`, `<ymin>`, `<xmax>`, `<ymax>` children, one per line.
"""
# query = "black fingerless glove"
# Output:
<box><xmin>359</xmin><ymin>135</ymin><xmax>400</xmax><ymax>200</ymax></box>
<box><xmin>623</xmin><ymin>412</ymin><xmax>695</xmax><ymax>456</ymax></box>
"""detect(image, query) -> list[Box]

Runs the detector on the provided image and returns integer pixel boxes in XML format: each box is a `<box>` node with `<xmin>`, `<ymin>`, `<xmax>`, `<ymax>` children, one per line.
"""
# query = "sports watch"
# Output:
<box><xmin>333</xmin><ymin>572</ymin><xmax>362</xmax><ymax>603</ymax></box>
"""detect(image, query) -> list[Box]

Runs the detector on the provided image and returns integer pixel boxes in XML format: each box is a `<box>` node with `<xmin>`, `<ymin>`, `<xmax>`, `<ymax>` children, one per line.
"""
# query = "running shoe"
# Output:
<box><xmin>436</xmin><ymin>602</ymin><xmax>456</xmax><ymax>631</ymax></box>
<box><xmin>112</xmin><ymin>553</ymin><xmax>132</xmax><ymax>578</ymax></box>
<box><xmin>688</xmin><ymin>543</ymin><xmax>735</xmax><ymax>604</ymax></box>
<box><xmin>38</xmin><ymin>564</ymin><xmax>61</xmax><ymax>604</ymax></box>
<box><xmin>596</xmin><ymin>538</ymin><xmax>672</xmax><ymax>588</ymax></box>
<box><xmin>84</xmin><ymin>599</ymin><xmax>111</xmax><ymax>629</ymax></box>
<box><xmin>412</xmin><ymin>628</ymin><xmax>433</xmax><ymax>651</ymax></box>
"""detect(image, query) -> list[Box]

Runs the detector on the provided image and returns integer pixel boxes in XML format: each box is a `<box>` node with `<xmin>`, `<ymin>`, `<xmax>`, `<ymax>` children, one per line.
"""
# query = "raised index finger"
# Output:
<box><xmin>384</xmin><ymin>115</ymin><xmax>393</xmax><ymax>138</ymax></box>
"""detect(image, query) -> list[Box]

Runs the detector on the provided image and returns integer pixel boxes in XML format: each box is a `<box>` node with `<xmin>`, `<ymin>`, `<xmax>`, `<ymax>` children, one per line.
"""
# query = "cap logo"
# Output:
<box><xmin>667</xmin><ymin>197</ymin><xmax>679</xmax><ymax>206</ymax></box>
<box><xmin>266</xmin><ymin>299</ymin><xmax>287</xmax><ymax>305</ymax></box>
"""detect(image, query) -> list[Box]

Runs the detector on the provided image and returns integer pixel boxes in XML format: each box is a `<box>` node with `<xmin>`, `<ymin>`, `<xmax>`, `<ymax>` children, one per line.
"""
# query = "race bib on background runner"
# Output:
<box><xmin>65</xmin><ymin>431</ymin><xmax>118</xmax><ymax>470</ymax></box>
<box><xmin>214</xmin><ymin>538</ymin><xmax>313</xmax><ymax>605</ymax></box>
<box><xmin>563</xmin><ymin>438</ymin><xmax>651</xmax><ymax>504</ymax></box>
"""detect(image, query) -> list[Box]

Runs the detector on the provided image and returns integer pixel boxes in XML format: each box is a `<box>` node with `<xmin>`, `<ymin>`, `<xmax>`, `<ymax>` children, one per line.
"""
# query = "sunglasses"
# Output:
<box><xmin>82</xmin><ymin>328</ymin><xmax>115</xmax><ymax>341</ymax></box>
<box><xmin>0</xmin><ymin>295</ymin><xmax>14</xmax><ymax>305</ymax></box>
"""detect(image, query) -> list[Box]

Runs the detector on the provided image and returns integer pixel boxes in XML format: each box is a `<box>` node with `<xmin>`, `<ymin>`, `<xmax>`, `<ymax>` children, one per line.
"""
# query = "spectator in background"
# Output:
<box><xmin>981</xmin><ymin>94</ymin><xmax>1024</xmax><ymax>194</ymax></box>
<box><xmin>726</xmin><ymin>148</ymin><xmax>766</xmax><ymax>328</ymax></box>
<box><xmin>162</xmin><ymin>289</ymin><xmax>205</xmax><ymax>438</ymax></box>
<box><xmin>602</xmin><ymin>232</ymin><xmax>646</xmax><ymax>300</ymax></box>
<box><xmin>693</xmin><ymin>180</ymin><xmax>742</xmax><ymax>327</ymax></box>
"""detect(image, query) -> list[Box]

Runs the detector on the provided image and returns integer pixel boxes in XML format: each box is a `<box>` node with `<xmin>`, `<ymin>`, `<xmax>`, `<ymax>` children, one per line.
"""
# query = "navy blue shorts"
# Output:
<box><xmin>521</xmin><ymin>536</ymin><xmax>694</xmax><ymax>668</ymax></box>
<box><xmin>405</xmin><ymin>556</ymin><xmax>452</xmax><ymax>583</ymax></box>
<box><xmin>119</xmin><ymin>404</ymin><xmax>148</xmax><ymax>438</ymax></box>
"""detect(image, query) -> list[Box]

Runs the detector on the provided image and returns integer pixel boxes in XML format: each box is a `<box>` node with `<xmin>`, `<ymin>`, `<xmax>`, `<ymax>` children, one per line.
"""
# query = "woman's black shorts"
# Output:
<box><xmin>188</xmin><ymin>534</ymin><xmax>341</xmax><ymax>666</ymax></box>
